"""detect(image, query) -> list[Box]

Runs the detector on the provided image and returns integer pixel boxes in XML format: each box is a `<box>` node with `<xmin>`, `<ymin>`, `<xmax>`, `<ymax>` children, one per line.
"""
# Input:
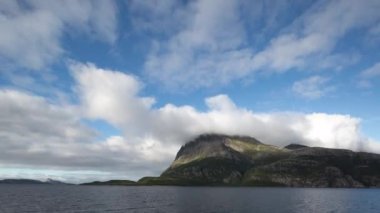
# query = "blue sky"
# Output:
<box><xmin>0</xmin><ymin>0</ymin><xmax>380</xmax><ymax>182</ymax></box>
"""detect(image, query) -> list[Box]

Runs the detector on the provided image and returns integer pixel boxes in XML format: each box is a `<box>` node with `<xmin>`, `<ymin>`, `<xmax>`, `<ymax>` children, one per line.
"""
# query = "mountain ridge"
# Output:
<box><xmin>83</xmin><ymin>134</ymin><xmax>380</xmax><ymax>187</ymax></box>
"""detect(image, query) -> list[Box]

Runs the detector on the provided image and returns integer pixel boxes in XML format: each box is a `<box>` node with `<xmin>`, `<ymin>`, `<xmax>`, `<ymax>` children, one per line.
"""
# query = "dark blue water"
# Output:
<box><xmin>0</xmin><ymin>185</ymin><xmax>379</xmax><ymax>213</ymax></box>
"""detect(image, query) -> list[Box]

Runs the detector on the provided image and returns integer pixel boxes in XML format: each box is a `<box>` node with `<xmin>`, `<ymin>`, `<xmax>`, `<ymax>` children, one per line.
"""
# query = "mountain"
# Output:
<box><xmin>45</xmin><ymin>178</ymin><xmax>68</xmax><ymax>185</ymax></box>
<box><xmin>0</xmin><ymin>179</ymin><xmax>46</xmax><ymax>184</ymax></box>
<box><xmin>0</xmin><ymin>179</ymin><xmax>69</xmax><ymax>185</ymax></box>
<box><xmin>138</xmin><ymin>134</ymin><xmax>380</xmax><ymax>187</ymax></box>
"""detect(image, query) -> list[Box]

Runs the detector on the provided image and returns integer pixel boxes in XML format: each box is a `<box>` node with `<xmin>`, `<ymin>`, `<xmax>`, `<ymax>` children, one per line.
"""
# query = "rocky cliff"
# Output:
<box><xmin>139</xmin><ymin>134</ymin><xmax>380</xmax><ymax>187</ymax></box>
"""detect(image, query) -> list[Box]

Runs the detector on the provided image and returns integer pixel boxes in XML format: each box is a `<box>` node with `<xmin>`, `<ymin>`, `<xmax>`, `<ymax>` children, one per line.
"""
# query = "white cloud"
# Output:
<box><xmin>0</xmin><ymin>88</ymin><xmax>173</xmax><ymax>182</ymax></box>
<box><xmin>369</xmin><ymin>23</ymin><xmax>380</xmax><ymax>41</ymax></box>
<box><xmin>128</xmin><ymin>0</ymin><xmax>187</xmax><ymax>35</ymax></box>
<box><xmin>292</xmin><ymin>75</ymin><xmax>334</xmax><ymax>99</ymax></box>
<box><xmin>358</xmin><ymin>62</ymin><xmax>380</xmax><ymax>88</ymax></box>
<box><xmin>252</xmin><ymin>0</ymin><xmax>380</xmax><ymax>72</ymax></box>
<box><xmin>0</xmin><ymin>89</ymin><xmax>93</xmax><ymax>165</ymax></box>
<box><xmin>360</xmin><ymin>62</ymin><xmax>380</xmax><ymax>78</ymax></box>
<box><xmin>142</xmin><ymin>0</ymin><xmax>380</xmax><ymax>89</ymax></box>
<box><xmin>70</xmin><ymin>62</ymin><xmax>155</xmax><ymax>130</ymax></box>
<box><xmin>70</xmin><ymin>63</ymin><xmax>379</xmax><ymax>154</ymax></box>
<box><xmin>1</xmin><ymin>62</ymin><xmax>379</xmax><ymax>182</ymax></box>
<box><xmin>144</xmin><ymin>0</ymin><xmax>254</xmax><ymax>89</ymax></box>
<box><xmin>0</xmin><ymin>0</ymin><xmax>118</xmax><ymax>70</ymax></box>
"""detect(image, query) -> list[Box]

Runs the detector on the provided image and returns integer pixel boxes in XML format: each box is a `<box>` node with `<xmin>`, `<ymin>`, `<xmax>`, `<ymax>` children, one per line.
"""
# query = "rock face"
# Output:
<box><xmin>139</xmin><ymin>134</ymin><xmax>380</xmax><ymax>187</ymax></box>
<box><xmin>243</xmin><ymin>147</ymin><xmax>380</xmax><ymax>187</ymax></box>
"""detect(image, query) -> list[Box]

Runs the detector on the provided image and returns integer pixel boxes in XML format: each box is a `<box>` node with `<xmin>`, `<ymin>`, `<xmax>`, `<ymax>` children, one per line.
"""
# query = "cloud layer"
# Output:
<box><xmin>292</xmin><ymin>75</ymin><xmax>334</xmax><ymax>99</ymax></box>
<box><xmin>359</xmin><ymin>62</ymin><xmax>380</xmax><ymax>87</ymax></box>
<box><xmin>138</xmin><ymin>0</ymin><xmax>380</xmax><ymax>89</ymax></box>
<box><xmin>1</xmin><ymin>62</ymin><xmax>379</xmax><ymax>182</ymax></box>
<box><xmin>0</xmin><ymin>0</ymin><xmax>117</xmax><ymax>70</ymax></box>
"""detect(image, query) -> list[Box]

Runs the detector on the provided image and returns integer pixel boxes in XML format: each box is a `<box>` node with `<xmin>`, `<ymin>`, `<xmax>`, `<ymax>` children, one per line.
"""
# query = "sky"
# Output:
<box><xmin>0</xmin><ymin>0</ymin><xmax>380</xmax><ymax>183</ymax></box>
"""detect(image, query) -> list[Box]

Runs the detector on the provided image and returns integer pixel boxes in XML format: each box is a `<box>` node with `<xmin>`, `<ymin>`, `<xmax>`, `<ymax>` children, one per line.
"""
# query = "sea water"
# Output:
<box><xmin>0</xmin><ymin>185</ymin><xmax>379</xmax><ymax>213</ymax></box>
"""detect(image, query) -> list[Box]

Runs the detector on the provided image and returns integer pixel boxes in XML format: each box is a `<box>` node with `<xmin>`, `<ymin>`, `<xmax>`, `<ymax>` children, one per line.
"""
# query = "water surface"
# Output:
<box><xmin>0</xmin><ymin>185</ymin><xmax>379</xmax><ymax>213</ymax></box>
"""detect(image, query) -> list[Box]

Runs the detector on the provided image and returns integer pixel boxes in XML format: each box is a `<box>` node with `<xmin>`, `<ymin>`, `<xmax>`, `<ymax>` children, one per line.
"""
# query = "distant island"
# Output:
<box><xmin>82</xmin><ymin>134</ymin><xmax>380</xmax><ymax>188</ymax></box>
<box><xmin>0</xmin><ymin>178</ymin><xmax>68</xmax><ymax>185</ymax></box>
<box><xmin>82</xmin><ymin>180</ymin><xmax>136</xmax><ymax>186</ymax></box>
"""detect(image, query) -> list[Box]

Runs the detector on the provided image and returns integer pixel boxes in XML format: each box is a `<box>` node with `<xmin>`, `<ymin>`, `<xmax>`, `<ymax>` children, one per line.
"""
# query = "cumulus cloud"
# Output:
<box><xmin>292</xmin><ymin>75</ymin><xmax>334</xmax><ymax>99</ymax></box>
<box><xmin>70</xmin><ymin>62</ymin><xmax>155</xmax><ymax>129</ymax></box>
<box><xmin>1</xmin><ymin>62</ymin><xmax>379</xmax><ymax>182</ymax></box>
<box><xmin>0</xmin><ymin>0</ymin><xmax>118</xmax><ymax>70</ymax></box>
<box><xmin>0</xmin><ymin>89</ymin><xmax>93</xmax><ymax>166</ymax></box>
<box><xmin>0</xmin><ymin>88</ymin><xmax>174</xmax><ymax>182</ymax></box>
<box><xmin>141</xmin><ymin>0</ymin><xmax>380</xmax><ymax>89</ymax></box>
<box><xmin>68</xmin><ymin>63</ymin><xmax>380</xmax><ymax>154</ymax></box>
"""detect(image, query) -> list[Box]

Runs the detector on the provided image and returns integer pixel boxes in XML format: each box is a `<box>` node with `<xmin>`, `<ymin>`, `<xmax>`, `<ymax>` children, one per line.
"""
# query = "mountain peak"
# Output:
<box><xmin>284</xmin><ymin>144</ymin><xmax>309</xmax><ymax>150</ymax></box>
<box><xmin>174</xmin><ymin>134</ymin><xmax>268</xmax><ymax>163</ymax></box>
<box><xmin>194</xmin><ymin>133</ymin><xmax>262</xmax><ymax>143</ymax></box>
